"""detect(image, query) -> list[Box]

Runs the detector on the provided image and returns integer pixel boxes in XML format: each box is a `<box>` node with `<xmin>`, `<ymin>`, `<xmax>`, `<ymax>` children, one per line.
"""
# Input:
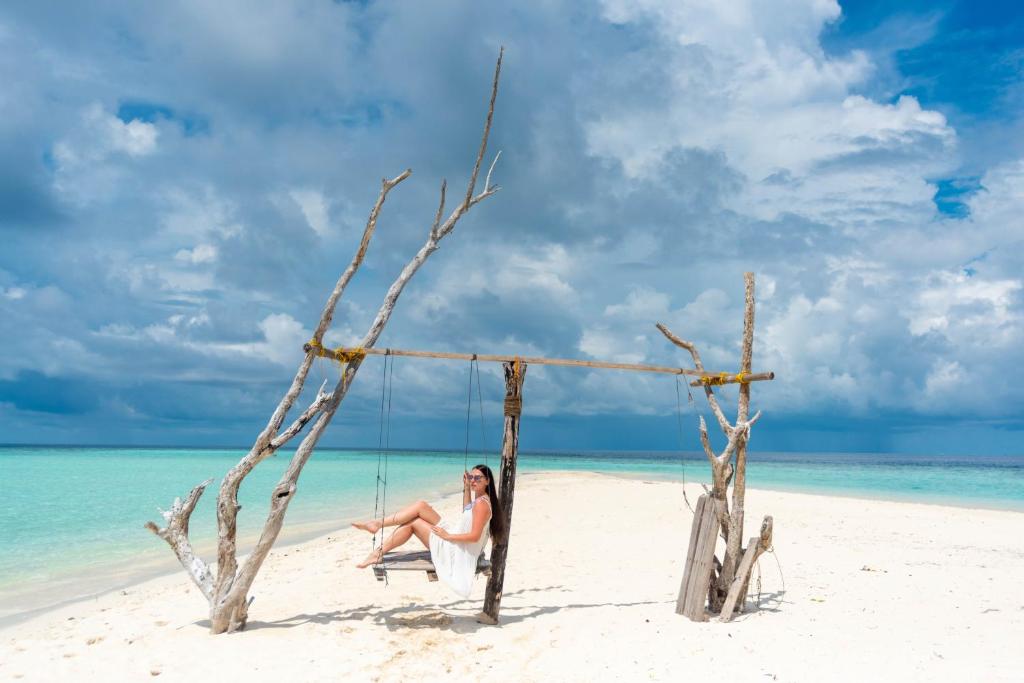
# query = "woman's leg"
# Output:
<box><xmin>356</xmin><ymin>518</ymin><xmax>434</xmax><ymax>568</ymax></box>
<box><xmin>352</xmin><ymin>500</ymin><xmax>441</xmax><ymax>533</ymax></box>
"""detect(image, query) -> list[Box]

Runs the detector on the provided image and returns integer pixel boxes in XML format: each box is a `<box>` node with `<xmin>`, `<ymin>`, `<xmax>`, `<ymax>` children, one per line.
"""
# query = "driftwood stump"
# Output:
<box><xmin>661</xmin><ymin>273</ymin><xmax>777</xmax><ymax>622</ymax></box>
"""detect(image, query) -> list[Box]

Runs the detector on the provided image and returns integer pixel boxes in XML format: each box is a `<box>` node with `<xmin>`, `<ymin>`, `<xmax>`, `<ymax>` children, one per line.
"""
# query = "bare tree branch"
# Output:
<box><xmin>656</xmin><ymin>322</ymin><xmax>731</xmax><ymax>435</ymax></box>
<box><xmin>484</xmin><ymin>150</ymin><xmax>501</xmax><ymax>192</ymax></box>
<box><xmin>145</xmin><ymin>479</ymin><xmax>215</xmax><ymax>600</ymax></box>
<box><xmin>430</xmin><ymin>179</ymin><xmax>447</xmax><ymax>241</ymax></box>
<box><xmin>269</xmin><ymin>380</ymin><xmax>333</xmax><ymax>451</ymax></box>
<box><xmin>464</xmin><ymin>47</ymin><xmax>503</xmax><ymax>207</ymax></box>
<box><xmin>725</xmin><ymin>272</ymin><xmax>757</xmax><ymax>597</ymax></box>
<box><xmin>208</xmin><ymin>169</ymin><xmax>412</xmax><ymax>613</ymax></box>
<box><xmin>190</xmin><ymin>48</ymin><xmax>507</xmax><ymax>634</ymax></box>
<box><xmin>662</xmin><ymin>274</ymin><xmax>774</xmax><ymax>619</ymax></box>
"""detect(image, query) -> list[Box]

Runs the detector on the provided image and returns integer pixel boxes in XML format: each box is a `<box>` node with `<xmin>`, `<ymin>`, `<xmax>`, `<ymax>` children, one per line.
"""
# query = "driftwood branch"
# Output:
<box><xmin>204</xmin><ymin>168</ymin><xmax>413</xmax><ymax>628</ymax></box>
<box><xmin>484</xmin><ymin>150</ymin><xmax>502</xmax><ymax>193</ymax></box>
<box><xmin>464</xmin><ymin>47</ymin><xmax>503</xmax><ymax>207</ymax></box>
<box><xmin>667</xmin><ymin>273</ymin><xmax>775</xmax><ymax>621</ymax></box>
<box><xmin>270</xmin><ymin>380</ymin><xmax>332</xmax><ymax>451</ymax></box>
<box><xmin>171</xmin><ymin>48</ymin><xmax>507</xmax><ymax>634</ymax></box>
<box><xmin>430</xmin><ymin>180</ymin><xmax>447</xmax><ymax>241</ymax></box>
<box><xmin>719</xmin><ymin>515</ymin><xmax>773</xmax><ymax>622</ymax></box>
<box><xmin>656</xmin><ymin>323</ymin><xmax>731</xmax><ymax>435</ymax></box>
<box><xmin>723</xmin><ymin>273</ymin><xmax>757</xmax><ymax>594</ymax></box>
<box><xmin>145</xmin><ymin>478</ymin><xmax>215</xmax><ymax>600</ymax></box>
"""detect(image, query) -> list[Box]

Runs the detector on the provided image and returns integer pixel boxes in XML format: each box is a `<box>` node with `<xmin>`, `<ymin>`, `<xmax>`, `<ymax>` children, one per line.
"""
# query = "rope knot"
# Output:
<box><xmin>334</xmin><ymin>346</ymin><xmax>366</xmax><ymax>363</ymax></box>
<box><xmin>503</xmin><ymin>395</ymin><xmax>522</xmax><ymax>417</ymax></box>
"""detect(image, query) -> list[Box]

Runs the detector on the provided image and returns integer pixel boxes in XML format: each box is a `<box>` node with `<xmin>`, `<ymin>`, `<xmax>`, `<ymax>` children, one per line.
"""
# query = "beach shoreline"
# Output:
<box><xmin>2</xmin><ymin>471</ymin><xmax>1022</xmax><ymax>681</ymax></box>
<box><xmin>3</xmin><ymin>468</ymin><xmax>1022</xmax><ymax>628</ymax></box>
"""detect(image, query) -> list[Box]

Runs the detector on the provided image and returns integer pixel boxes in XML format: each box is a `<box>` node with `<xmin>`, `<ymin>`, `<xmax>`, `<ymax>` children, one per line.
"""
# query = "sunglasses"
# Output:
<box><xmin>467</xmin><ymin>475</ymin><xmax>486</xmax><ymax>482</ymax></box>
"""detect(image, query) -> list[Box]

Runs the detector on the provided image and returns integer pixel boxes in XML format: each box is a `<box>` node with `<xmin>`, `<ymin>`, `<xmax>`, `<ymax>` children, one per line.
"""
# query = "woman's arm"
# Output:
<box><xmin>462</xmin><ymin>471</ymin><xmax>470</xmax><ymax>507</ymax></box>
<box><xmin>432</xmin><ymin>499</ymin><xmax>490</xmax><ymax>544</ymax></box>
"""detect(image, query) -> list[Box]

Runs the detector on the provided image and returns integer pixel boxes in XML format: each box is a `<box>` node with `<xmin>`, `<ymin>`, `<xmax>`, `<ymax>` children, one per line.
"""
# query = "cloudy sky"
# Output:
<box><xmin>1</xmin><ymin>1</ymin><xmax>1022</xmax><ymax>454</ymax></box>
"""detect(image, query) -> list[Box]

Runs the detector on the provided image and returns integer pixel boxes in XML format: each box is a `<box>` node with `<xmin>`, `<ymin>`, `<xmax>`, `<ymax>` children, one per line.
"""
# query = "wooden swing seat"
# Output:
<box><xmin>372</xmin><ymin>550</ymin><xmax>492</xmax><ymax>582</ymax></box>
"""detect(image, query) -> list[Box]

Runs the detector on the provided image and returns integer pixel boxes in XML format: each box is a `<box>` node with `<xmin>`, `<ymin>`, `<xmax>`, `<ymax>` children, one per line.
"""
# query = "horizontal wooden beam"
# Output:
<box><xmin>303</xmin><ymin>343</ymin><xmax>774</xmax><ymax>385</ymax></box>
<box><xmin>687</xmin><ymin>372</ymin><xmax>776</xmax><ymax>387</ymax></box>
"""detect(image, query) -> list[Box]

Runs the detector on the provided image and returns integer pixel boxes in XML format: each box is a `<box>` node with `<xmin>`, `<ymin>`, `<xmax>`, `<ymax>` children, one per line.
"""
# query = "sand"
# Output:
<box><xmin>1</xmin><ymin>471</ymin><xmax>1021</xmax><ymax>682</ymax></box>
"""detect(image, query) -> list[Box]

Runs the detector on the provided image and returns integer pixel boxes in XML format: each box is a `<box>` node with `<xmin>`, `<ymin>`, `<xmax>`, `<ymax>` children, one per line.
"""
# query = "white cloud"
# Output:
<box><xmin>200</xmin><ymin>313</ymin><xmax>310</xmax><ymax>366</ymax></box>
<box><xmin>174</xmin><ymin>244</ymin><xmax>218</xmax><ymax>265</ymax></box>
<box><xmin>604</xmin><ymin>286</ymin><xmax>671</xmax><ymax>319</ymax></box>
<box><xmin>923</xmin><ymin>359</ymin><xmax>964</xmax><ymax>400</ymax></box>
<box><xmin>160</xmin><ymin>186</ymin><xmax>243</xmax><ymax>240</ymax></box>
<box><xmin>7</xmin><ymin>1</ymin><xmax>1024</xmax><ymax>443</ymax></box>
<box><xmin>579</xmin><ymin>327</ymin><xmax>647</xmax><ymax>364</ymax></box>
<box><xmin>908</xmin><ymin>271</ymin><xmax>1021</xmax><ymax>345</ymax></box>
<box><xmin>410</xmin><ymin>242</ymin><xmax>580</xmax><ymax>323</ymax></box>
<box><xmin>58</xmin><ymin>103</ymin><xmax>159</xmax><ymax>162</ymax></box>
<box><xmin>50</xmin><ymin>104</ymin><xmax>160</xmax><ymax>206</ymax></box>
<box><xmin>585</xmin><ymin>2</ymin><xmax>955</xmax><ymax>230</ymax></box>
<box><xmin>289</xmin><ymin>188</ymin><xmax>331</xmax><ymax>237</ymax></box>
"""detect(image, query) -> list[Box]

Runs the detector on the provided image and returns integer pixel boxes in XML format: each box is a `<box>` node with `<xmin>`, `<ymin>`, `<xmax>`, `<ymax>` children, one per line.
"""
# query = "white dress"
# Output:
<box><xmin>429</xmin><ymin>496</ymin><xmax>491</xmax><ymax>598</ymax></box>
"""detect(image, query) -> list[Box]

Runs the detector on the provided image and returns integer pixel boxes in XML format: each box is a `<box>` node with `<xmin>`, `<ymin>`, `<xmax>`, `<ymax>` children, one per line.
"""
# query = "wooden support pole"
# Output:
<box><xmin>477</xmin><ymin>360</ymin><xmax>526</xmax><ymax>625</ymax></box>
<box><xmin>303</xmin><ymin>343</ymin><xmax>773</xmax><ymax>386</ymax></box>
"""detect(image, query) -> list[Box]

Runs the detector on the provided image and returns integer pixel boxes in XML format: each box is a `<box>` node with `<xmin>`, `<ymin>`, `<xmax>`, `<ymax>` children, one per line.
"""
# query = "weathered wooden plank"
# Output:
<box><xmin>676</xmin><ymin>495</ymin><xmax>707</xmax><ymax>614</ymax></box>
<box><xmin>719</xmin><ymin>536</ymin><xmax>760</xmax><ymax>621</ymax></box>
<box><xmin>688</xmin><ymin>497</ymin><xmax>723</xmax><ymax>620</ymax></box>
<box><xmin>372</xmin><ymin>550</ymin><xmax>491</xmax><ymax>582</ymax></box>
<box><xmin>677</xmin><ymin>494</ymin><xmax>722</xmax><ymax>621</ymax></box>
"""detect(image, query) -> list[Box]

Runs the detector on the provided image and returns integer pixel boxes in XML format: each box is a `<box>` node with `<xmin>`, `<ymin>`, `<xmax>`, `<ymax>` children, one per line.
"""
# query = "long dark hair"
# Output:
<box><xmin>472</xmin><ymin>463</ymin><xmax>504</xmax><ymax>542</ymax></box>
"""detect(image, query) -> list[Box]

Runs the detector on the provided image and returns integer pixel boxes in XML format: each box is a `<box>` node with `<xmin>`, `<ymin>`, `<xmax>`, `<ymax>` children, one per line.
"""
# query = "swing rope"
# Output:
<box><xmin>674</xmin><ymin>376</ymin><xmax>695</xmax><ymax>513</ymax></box>
<box><xmin>463</xmin><ymin>356</ymin><xmax>489</xmax><ymax>472</ymax></box>
<box><xmin>464</xmin><ymin>356</ymin><xmax>475</xmax><ymax>473</ymax></box>
<box><xmin>372</xmin><ymin>349</ymin><xmax>395</xmax><ymax>583</ymax></box>
<box><xmin>474</xmin><ymin>358</ymin><xmax>488</xmax><ymax>467</ymax></box>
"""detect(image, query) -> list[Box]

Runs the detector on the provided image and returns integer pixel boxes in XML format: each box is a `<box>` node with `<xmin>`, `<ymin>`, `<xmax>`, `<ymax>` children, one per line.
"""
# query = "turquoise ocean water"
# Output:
<box><xmin>1</xmin><ymin>446</ymin><xmax>1021</xmax><ymax>620</ymax></box>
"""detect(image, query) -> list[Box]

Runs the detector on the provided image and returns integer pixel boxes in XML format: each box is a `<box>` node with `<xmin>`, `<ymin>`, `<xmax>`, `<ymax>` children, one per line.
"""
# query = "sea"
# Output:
<box><xmin>1</xmin><ymin>445</ymin><xmax>1022</xmax><ymax>622</ymax></box>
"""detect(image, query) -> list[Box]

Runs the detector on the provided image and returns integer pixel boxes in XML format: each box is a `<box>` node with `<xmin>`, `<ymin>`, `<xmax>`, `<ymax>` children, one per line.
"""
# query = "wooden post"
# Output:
<box><xmin>720</xmin><ymin>515</ymin><xmax>773</xmax><ymax>622</ymax></box>
<box><xmin>676</xmin><ymin>494</ymin><xmax>721</xmax><ymax>621</ymax></box>
<box><xmin>477</xmin><ymin>360</ymin><xmax>526</xmax><ymax>624</ymax></box>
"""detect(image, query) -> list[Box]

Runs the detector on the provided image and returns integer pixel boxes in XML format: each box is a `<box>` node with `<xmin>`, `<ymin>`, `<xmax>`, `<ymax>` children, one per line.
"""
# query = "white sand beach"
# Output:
<box><xmin>1</xmin><ymin>471</ymin><xmax>1021</xmax><ymax>682</ymax></box>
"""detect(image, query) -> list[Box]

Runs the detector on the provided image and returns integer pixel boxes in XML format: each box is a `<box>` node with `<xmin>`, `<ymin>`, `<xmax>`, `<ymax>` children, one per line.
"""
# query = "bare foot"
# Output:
<box><xmin>356</xmin><ymin>548</ymin><xmax>383</xmax><ymax>569</ymax></box>
<box><xmin>351</xmin><ymin>520</ymin><xmax>383</xmax><ymax>534</ymax></box>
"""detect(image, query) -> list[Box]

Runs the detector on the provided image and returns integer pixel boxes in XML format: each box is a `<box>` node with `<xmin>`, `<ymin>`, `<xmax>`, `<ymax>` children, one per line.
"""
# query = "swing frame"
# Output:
<box><xmin>322</xmin><ymin>335</ymin><xmax>773</xmax><ymax>623</ymax></box>
<box><xmin>367</xmin><ymin>354</ymin><xmax>494</xmax><ymax>584</ymax></box>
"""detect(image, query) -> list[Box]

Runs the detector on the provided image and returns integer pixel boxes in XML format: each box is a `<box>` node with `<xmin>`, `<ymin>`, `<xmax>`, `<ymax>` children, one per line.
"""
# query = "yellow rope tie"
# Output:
<box><xmin>306</xmin><ymin>340</ymin><xmax>365</xmax><ymax>364</ymax></box>
<box><xmin>735</xmin><ymin>371</ymin><xmax>748</xmax><ymax>384</ymax></box>
<box><xmin>334</xmin><ymin>346</ymin><xmax>366</xmax><ymax>363</ymax></box>
<box><xmin>700</xmin><ymin>372</ymin><xmax>734</xmax><ymax>386</ymax></box>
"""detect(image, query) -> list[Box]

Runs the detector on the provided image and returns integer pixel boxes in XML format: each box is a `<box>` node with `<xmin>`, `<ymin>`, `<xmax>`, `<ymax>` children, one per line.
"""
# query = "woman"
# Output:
<box><xmin>353</xmin><ymin>463</ymin><xmax>504</xmax><ymax>597</ymax></box>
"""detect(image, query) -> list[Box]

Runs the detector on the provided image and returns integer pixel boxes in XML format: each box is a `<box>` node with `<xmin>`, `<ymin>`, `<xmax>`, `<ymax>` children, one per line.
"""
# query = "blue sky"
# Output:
<box><xmin>1</xmin><ymin>1</ymin><xmax>1022</xmax><ymax>454</ymax></box>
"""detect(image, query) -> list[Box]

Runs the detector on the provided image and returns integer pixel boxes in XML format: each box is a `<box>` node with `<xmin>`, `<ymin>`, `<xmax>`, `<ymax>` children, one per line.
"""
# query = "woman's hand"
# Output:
<box><xmin>432</xmin><ymin>525</ymin><xmax>453</xmax><ymax>541</ymax></box>
<box><xmin>462</xmin><ymin>471</ymin><xmax>470</xmax><ymax>489</ymax></box>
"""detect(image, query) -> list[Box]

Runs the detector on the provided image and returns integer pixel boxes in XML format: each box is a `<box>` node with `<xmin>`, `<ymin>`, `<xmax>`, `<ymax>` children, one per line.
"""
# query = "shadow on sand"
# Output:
<box><xmin>192</xmin><ymin>583</ymin><xmax>785</xmax><ymax>632</ymax></box>
<box><xmin>229</xmin><ymin>584</ymin><xmax>673</xmax><ymax>633</ymax></box>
